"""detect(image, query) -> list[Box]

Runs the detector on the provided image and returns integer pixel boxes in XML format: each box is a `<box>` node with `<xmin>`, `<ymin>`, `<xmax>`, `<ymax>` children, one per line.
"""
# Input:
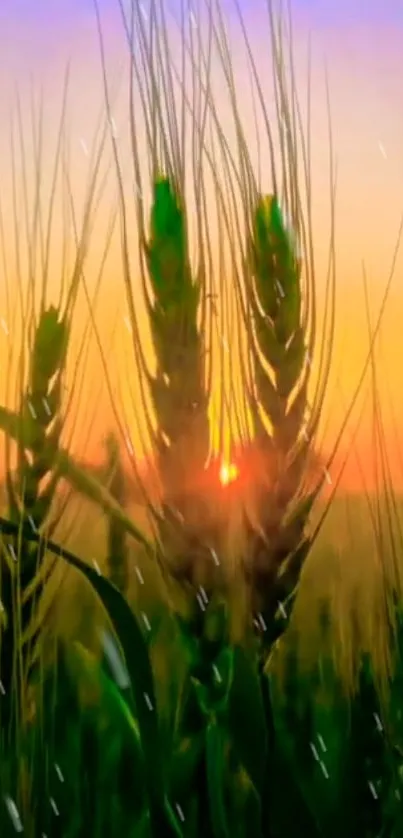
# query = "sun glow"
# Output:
<box><xmin>219</xmin><ymin>461</ymin><xmax>239</xmax><ymax>486</ymax></box>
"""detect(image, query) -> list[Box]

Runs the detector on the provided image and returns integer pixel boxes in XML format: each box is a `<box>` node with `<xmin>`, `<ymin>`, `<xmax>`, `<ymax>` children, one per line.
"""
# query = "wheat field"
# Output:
<box><xmin>0</xmin><ymin>1</ymin><xmax>402</xmax><ymax>836</ymax></box>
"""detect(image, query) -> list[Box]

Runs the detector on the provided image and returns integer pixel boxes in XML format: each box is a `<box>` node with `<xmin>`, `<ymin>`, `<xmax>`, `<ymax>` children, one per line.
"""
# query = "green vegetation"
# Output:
<box><xmin>0</xmin><ymin>0</ymin><xmax>402</xmax><ymax>836</ymax></box>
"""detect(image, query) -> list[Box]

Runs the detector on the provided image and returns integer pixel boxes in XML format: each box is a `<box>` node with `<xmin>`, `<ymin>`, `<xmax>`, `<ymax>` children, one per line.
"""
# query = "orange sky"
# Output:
<box><xmin>0</xmin><ymin>3</ymin><xmax>403</xmax><ymax>492</ymax></box>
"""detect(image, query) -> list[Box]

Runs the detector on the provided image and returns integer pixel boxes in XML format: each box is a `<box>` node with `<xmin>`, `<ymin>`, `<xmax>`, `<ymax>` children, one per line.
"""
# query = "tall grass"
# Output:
<box><xmin>0</xmin><ymin>0</ymin><xmax>402</xmax><ymax>836</ymax></box>
<box><xmin>0</xmin><ymin>72</ymin><xmax>134</xmax><ymax>835</ymax></box>
<box><xmin>103</xmin><ymin>431</ymin><xmax>130</xmax><ymax>593</ymax></box>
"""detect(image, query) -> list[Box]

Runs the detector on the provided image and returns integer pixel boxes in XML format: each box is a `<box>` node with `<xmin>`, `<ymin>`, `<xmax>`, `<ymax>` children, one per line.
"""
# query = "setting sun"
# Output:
<box><xmin>219</xmin><ymin>461</ymin><xmax>239</xmax><ymax>486</ymax></box>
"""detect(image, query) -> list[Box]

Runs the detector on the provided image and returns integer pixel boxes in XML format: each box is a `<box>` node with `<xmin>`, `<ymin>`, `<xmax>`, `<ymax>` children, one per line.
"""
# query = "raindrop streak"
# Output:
<box><xmin>4</xmin><ymin>797</ymin><xmax>23</xmax><ymax>832</ymax></box>
<box><xmin>144</xmin><ymin>692</ymin><xmax>153</xmax><ymax>711</ymax></box>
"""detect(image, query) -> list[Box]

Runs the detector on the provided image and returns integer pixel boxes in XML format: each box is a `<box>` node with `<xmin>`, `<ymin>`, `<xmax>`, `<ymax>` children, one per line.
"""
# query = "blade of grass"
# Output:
<box><xmin>0</xmin><ymin>404</ymin><xmax>153</xmax><ymax>555</ymax></box>
<box><xmin>206</xmin><ymin>722</ymin><xmax>230</xmax><ymax>838</ymax></box>
<box><xmin>0</xmin><ymin>513</ymin><xmax>183</xmax><ymax>838</ymax></box>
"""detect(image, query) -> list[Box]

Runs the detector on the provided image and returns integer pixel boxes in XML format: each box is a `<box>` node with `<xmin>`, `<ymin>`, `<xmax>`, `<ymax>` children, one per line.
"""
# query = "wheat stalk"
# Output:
<box><xmin>1</xmin><ymin>307</ymin><xmax>68</xmax><ymax>714</ymax></box>
<box><xmin>146</xmin><ymin>177</ymin><xmax>208</xmax><ymax>487</ymax></box>
<box><xmin>103</xmin><ymin>432</ymin><xmax>129</xmax><ymax>594</ymax></box>
<box><xmin>91</xmin><ymin>0</ymin><xmax>222</xmax><ymax>599</ymax></box>
<box><xmin>144</xmin><ymin>176</ymin><xmax>216</xmax><ymax>590</ymax></box>
<box><xmin>0</xmin><ymin>71</ymin><xmax>113</xmax><ymax>758</ymax></box>
<box><xmin>242</xmin><ymin>193</ymin><xmax>318</xmax><ymax>631</ymax></box>
<box><xmin>200</xmin><ymin>0</ymin><xmax>337</xmax><ymax>641</ymax></box>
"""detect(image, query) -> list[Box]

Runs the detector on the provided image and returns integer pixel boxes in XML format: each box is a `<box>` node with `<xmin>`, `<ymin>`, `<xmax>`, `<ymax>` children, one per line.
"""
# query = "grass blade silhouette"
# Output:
<box><xmin>0</xmin><ymin>513</ymin><xmax>183</xmax><ymax>838</ymax></box>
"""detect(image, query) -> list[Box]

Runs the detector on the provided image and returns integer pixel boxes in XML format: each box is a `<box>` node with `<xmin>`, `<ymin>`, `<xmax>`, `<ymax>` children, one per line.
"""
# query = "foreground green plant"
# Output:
<box><xmin>0</xmin><ymin>512</ymin><xmax>326</xmax><ymax>838</ymax></box>
<box><xmin>208</xmin><ymin>0</ymin><xmax>337</xmax><ymax>650</ymax></box>
<box><xmin>143</xmin><ymin>176</ymin><xmax>217</xmax><ymax>594</ymax></box>
<box><xmin>2</xmin><ymin>308</ymin><xmax>68</xmax><ymax>684</ymax></box>
<box><xmin>0</xmin><ymin>0</ymin><xmax>402</xmax><ymax>836</ymax></box>
<box><xmin>0</xmin><ymin>305</ymin><xmax>71</xmax><ymax>838</ymax></box>
<box><xmin>103</xmin><ymin>432</ymin><xmax>130</xmax><ymax>594</ymax></box>
<box><xmin>243</xmin><ymin>194</ymin><xmax>319</xmax><ymax>636</ymax></box>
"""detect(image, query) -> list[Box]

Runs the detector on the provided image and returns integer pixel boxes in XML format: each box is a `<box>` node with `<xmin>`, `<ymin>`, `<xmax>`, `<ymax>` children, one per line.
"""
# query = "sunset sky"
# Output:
<box><xmin>0</xmin><ymin>0</ymin><xmax>403</xmax><ymax>491</ymax></box>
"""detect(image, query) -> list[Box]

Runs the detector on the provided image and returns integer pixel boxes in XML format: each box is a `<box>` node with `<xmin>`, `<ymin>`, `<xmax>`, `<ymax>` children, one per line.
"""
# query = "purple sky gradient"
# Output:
<box><xmin>1</xmin><ymin>0</ymin><xmax>403</xmax><ymax>19</ymax></box>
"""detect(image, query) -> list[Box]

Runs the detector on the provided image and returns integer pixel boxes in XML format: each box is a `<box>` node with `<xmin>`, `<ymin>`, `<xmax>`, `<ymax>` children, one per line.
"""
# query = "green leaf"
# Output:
<box><xmin>31</xmin><ymin>306</ymin><xmax>69</xmax><ymax>384</ymax></box>
<box><xmin>65</xmin><ymin>640</ymin><xmax>145</xmax><ymax>815</ymax></box>
<box><xmin>227</xmin><ymin>647</ymin><xmax>268</xmax><ymax>794</ymax></box>
<box><xmin>206</xmin><ymin>722</ymin><xmax>230</xmax><ymax>838</ymax></box>
<box><xmin>67</xmin><ymin>640</ymin><xmax>136</xmax><ymax>724</ymax></box>
<box><xmin>42</xmin><ymin>543</ymin><xmax>183</xmax><ymax>838</ymax></box>
<box><xmin>191</xmin><ymin>646</ymin><xmax>234</xmax><ymax>718</ymax></box>
<box><xmin>0</xmin><ymin>405</ymin><xmax>153</xmax><ymax>553</ymax></box>
<box><xmin>170</xmin><ymin>732</ymin><xmax>206</xmax><ymax>799</ymax></box>
<box><xmin>265</xmin><ymin>666</ymin><xmax>324</xmax><ymax>837</ymax></box>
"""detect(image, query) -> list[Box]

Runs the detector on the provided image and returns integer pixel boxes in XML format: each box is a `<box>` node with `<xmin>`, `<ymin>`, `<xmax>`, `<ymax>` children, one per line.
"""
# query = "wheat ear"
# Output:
<box><xmin>144</xmin><ymin>175</ymin><xmax>215</xmax><ymax>591</ymax></box>
<box><xmin>244</xmin><ymin>195</ymin><xmax>316</xmax><ymax>631</ymax></box>
<box><xmin>1</xmin><ymin>306</ymin><xmax>68</xmax><ymax>717</ymax></box>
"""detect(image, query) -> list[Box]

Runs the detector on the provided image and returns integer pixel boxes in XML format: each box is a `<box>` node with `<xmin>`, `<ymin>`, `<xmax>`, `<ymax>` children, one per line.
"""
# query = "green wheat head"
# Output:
<box><xmin>145</xmin><ymin>176</ymin><xmax>215</xmax><ymax>591</ymax></box>
<box><xmin>1</xmin><ymin>306</ymin><xmax>68</xmax><ymax>713</ymax></box>
<box><xmin>244</xmin><ymin>194</ymin><xmax>315</xmax><ymax>628</ymax></box>
<box><xmin>146</xmin><ymin>176</ymin><xmax>209</xmax><ymax>486</ymax></box>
